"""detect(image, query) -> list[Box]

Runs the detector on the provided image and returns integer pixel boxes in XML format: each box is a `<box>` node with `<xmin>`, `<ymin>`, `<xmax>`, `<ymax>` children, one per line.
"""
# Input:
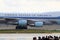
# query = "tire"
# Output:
<box><xmin>16</xmin><ymin>25</ymin><xmax>27</xmax><ymax>29</ymax></box>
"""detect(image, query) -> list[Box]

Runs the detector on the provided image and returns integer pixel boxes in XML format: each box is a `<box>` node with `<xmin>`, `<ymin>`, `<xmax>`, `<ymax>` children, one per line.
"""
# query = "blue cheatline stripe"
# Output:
<box><xmin>0</xmin><ymin>16</ymin><xmax>60</xmax><ymax>19</ymax></box>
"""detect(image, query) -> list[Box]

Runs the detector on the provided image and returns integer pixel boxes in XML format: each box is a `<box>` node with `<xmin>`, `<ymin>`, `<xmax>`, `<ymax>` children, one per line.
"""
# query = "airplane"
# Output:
<box><xmin>0</xmin><ymin>12</ymin><xmax>60</xmax><ymax>29</ymax></box>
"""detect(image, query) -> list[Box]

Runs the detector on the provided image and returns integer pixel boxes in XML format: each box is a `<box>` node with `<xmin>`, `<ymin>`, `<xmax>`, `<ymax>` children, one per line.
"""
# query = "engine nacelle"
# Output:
<box><xmin>34</xmin><ymin>22</ymin><xmax>43</xmax><ymax>27</ymax></box>
<box><xmin>18</xmin><ymin>20</ymin><xmax>27</xmax><ymax>27</ymax></box>
<box><xmin>56</xmin><ymin>21</ymin><xmax>60</xmax><ymax>25</ymax></box>
<box><xmin>16</xmin><ymin>20</ymin><xmax>27</xmax><ymax>29</ymax></box>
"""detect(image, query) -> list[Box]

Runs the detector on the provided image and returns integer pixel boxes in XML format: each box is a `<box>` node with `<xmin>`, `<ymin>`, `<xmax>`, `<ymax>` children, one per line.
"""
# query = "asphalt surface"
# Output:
<box><xmin>0</xmin><ymin>33</ymin><xmax>60</xmax><ymax>40</ymax></box>
<box><xmin>0</xmin><ymin>24</ymin><xmax>60</xmax><ymax>30</ymax></box>
<box><xmin>28</xmin><ymin>25</ymin><xmax>60</xmax><ymax>30</ymax></box>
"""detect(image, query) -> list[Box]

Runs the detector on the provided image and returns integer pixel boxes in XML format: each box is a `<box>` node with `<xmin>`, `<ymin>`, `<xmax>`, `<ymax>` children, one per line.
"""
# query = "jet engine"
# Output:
<box><xmin>16</xmin><ymin>20</ymin><xmax>27</xmax><ymax>29</ymax></box>
<box><xmin>56</xmin><ymin>21</ymin><xmax>60</xmax><ymax>25</ymax></box>
<box><xmin>34</xmin><ymin>21</ymin><xmax>43</xmax><ymax>27</ymax></box>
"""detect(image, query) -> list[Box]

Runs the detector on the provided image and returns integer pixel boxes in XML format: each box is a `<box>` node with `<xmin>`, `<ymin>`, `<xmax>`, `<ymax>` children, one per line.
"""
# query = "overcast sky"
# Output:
<box><xmin>0</xmin><ymin>0</ymin><xmax>60</xmax><ymax>13</ymax></box>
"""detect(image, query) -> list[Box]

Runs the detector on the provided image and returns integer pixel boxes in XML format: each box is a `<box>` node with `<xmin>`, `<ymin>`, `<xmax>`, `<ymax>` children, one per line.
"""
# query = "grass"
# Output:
<box><xmin>0</xmin><ymin>29</ymin><xmax>60</xmax><ymax>33</ymax></box>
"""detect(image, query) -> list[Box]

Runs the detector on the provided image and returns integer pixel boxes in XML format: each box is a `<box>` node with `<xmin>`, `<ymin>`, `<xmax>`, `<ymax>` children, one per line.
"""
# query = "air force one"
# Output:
<box><xmin>0</xmin><ymin>12</ymin><xmax>60</xmax><ymax>29</ymax></box>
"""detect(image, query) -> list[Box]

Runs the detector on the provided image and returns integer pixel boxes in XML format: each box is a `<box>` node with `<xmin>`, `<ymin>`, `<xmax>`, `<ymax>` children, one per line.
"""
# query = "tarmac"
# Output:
<box><xmin>0</xmin><ymin>24</ymin><xmax>16</xmax><ymax>30</ymax></box>
<box><xmin>0</xmin><ymin>24</ymin><xmax>60</xmax><ymax>30</ymax></box>
<box><xmin>28</xmin><ymin>25</ymin><xmax>60</xmax><ymax>30</ymax></box>
<box><xmin>0</xmin><ymin>33</ymin><xmax>60</xmax><ymax>40</ymax></box>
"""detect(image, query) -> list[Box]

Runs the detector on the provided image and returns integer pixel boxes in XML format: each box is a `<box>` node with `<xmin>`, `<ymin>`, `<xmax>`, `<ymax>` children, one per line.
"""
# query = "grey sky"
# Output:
<box><xmin>0</xmin><ymin>0</ymin><xmax>60</xmax><ymax>13</ymax></box>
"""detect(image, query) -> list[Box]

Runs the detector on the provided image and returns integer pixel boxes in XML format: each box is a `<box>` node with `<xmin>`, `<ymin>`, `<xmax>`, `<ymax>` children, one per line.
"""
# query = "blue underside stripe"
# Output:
<box><xmin>0</xmin><ymin>16</ymin><xmax>60</xmax><ymax>19</ymax></box>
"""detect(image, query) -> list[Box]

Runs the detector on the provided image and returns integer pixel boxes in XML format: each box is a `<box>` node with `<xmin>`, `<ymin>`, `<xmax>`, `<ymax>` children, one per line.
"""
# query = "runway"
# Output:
<box><xmin>0</xmin><ymin>33</ymin><xmax>60</xmax><ymax>40</ymax></box>
<box><xmin>0</xmin><ymin>24</ymin><xmax>16</xmax><ymax>29</ymax></box>
<box><xmin>28</xmin><ymin>25</ymin><xmax>60</xmax><ymax>30</ymax></box>
<box><xmin>0</xmin><ymin>24</ymin><xmax>60</xmax><ymax>30</ymax></box>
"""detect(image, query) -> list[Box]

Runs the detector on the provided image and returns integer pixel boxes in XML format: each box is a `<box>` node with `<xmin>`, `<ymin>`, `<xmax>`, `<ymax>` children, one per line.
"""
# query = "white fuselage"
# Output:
<box><xmin>0</xmin><ymin>12</ymin><xmax>60</xmax><ymax>19</ymax></box>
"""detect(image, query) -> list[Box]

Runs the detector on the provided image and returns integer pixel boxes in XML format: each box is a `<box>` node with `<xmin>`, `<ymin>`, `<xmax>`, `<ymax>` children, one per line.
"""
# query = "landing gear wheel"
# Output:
<box><xmin>16</xmin><ymin>25</ymin><xmax>27</xmax><ymax>29</ymax></box>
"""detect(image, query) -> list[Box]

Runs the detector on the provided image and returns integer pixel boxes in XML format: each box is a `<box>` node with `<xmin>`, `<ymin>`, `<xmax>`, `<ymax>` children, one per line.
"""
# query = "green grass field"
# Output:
<box><xmin>0</xmin><ymin>29</ymin><xmax>60</xmax><ymax>33</ymax></box>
